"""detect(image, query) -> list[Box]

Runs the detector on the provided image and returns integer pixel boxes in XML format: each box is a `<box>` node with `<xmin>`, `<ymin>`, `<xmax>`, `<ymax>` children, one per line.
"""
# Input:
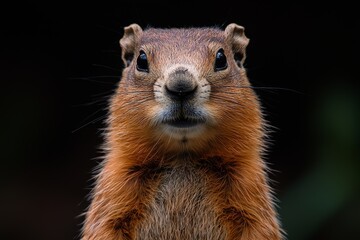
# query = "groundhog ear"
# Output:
<box><xmin>225</xmin><ymin>23</ymin><xmax>250</xmax><ymax>67</ymax></box>
<box><xmin>119</xmin><ymin>23</ymin><xmax>143</xmax><ymax>67</ymax></box>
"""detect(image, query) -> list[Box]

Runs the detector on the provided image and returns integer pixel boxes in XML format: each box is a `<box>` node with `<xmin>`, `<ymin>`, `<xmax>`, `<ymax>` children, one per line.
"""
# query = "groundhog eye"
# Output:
<box><xmin>214</xmin><ymin>48</ymin><xmax>227</xmax><ymax>71</ymax></box>
<box><xmin>136</xmin><ymin>50</ymin><xmax>149</xmax><ymax>72</ymax></box>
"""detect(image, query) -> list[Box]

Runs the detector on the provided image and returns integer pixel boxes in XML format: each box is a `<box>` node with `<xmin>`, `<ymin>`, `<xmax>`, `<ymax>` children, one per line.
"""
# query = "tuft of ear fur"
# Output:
<box><xmin>119</xmin><ymin>23</ymin><xmax>143</xmax><ymax>67</ymax></box>
<box><xmin>225</xmin><ymin>23</ymin><xmax>250</xmax><ymax>67</ymax></box>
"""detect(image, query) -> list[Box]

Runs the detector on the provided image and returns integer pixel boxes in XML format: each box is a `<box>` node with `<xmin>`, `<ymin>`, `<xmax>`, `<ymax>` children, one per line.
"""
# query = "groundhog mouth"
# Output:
<box><xmin>163</xmin><ymin>116</ymin><xmax>206</xmax><ymax>128</ymax></box>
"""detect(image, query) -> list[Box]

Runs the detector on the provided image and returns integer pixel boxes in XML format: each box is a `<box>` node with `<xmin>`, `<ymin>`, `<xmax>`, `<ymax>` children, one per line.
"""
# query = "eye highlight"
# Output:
<box><xmin>214</xmin><ymin>48</ymin><xmax>227</xmax><ymax>71</ymax></box>
<box><xmin>136</xmin><ymin>50</ymin><xmax>149</xmax><ymax>72</ymax></box>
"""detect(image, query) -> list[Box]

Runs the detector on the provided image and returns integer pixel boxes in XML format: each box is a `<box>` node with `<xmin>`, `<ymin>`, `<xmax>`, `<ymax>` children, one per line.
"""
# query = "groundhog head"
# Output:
<box><xmin>111</xmin><ymin>23</ymin><xmax>261</xmax><ymax>155</ymax></box>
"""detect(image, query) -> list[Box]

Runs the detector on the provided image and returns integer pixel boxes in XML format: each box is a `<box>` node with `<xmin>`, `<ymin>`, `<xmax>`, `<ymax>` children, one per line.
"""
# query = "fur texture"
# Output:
<box><xmin>82</xmin><ymin>23</ymin><xmax>283</xmax><ymax>239</ymax></box>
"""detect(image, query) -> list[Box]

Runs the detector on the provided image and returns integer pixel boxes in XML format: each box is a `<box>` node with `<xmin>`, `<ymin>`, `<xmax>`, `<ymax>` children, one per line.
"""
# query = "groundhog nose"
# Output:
<box><xmin>165</xmin><ymin>80</ymin><xmax>197</xmax><ymax>101</ymax></box>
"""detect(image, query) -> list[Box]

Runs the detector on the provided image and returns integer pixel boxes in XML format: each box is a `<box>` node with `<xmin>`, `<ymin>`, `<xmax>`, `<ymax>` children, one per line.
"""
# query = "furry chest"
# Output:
<box><xmin>134</xmin><ymin>164</ymin><xmax>227</xmax><ymax>240</ymax></box>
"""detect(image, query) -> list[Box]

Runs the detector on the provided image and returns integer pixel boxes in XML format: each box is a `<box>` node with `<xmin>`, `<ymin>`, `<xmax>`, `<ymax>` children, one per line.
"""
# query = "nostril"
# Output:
<box><xmin>165</xmin><ymin>84</ymin><xmax>197</xmax><ymax>100</ymax></box>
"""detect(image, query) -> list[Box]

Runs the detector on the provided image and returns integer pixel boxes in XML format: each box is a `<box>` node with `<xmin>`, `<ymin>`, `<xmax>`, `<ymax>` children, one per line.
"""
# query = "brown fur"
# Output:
<box><xmin>82</xmin><ymin>23</ymin><xmax>283</xmax><ymax>239</ymax></box>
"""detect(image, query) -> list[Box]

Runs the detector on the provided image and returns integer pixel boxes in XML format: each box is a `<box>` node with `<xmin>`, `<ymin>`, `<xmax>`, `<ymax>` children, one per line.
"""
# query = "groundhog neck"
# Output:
<box><xmin>106</xmin><ymin>119</ymin><xmax>264</xmax><ymax>166</ymax></box>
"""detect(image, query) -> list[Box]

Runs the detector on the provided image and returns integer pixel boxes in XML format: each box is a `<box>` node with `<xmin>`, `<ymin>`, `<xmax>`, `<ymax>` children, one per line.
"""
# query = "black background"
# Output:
<box><xmin>1</xmin><ymin>1</ymin><xmax>359</xmax><ymax>240</ymax></box>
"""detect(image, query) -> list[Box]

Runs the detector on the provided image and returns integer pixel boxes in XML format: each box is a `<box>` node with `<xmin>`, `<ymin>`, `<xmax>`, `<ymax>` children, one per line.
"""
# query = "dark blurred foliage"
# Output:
<box><xmin>1</xmin><ymin>1</ymin><xmax>358</xmax><ymax>239</ymax></box>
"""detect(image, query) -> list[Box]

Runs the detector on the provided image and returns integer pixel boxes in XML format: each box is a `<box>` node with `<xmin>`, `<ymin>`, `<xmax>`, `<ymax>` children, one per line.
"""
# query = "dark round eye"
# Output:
<box><xmin>214</xmin><ymin>48</ymin><xmax>227</xmax><ymax>71</ymax></box>
<box><xmin>136</xmin><ymin>50</ymin><xmax>149</xmax><ymax>72</ymax></box>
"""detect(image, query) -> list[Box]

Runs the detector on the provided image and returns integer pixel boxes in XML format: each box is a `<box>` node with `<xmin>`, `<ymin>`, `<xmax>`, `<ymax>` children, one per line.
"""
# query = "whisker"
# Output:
<box><xmin>77</xmin><ymin>108</ymin><xmax>107</xmax><ymax>125</ymax></box>
<box><xmin>73</xmin><ymin>96</ymin><xmax>111</xmax><ymax>107</ymax></box>
<box><xmin>110</xmin><ymin>97</ymin><xmax>154</xmax><ymax>113</ymax></box>
<box><xmin>211</xmin><ymin>90</ymin><xmax>239</xmax><ymax>95</ymax></box>
<box><xmin>220</xmin><ymin>85</ymin><xmax>304</xmax><ymax>95</ymax></box>
<box><xmin>91</xmin><ymin>89</ymin><xmax>116</xmax><ymax>98</ymax></box>
<box><xmin>211</xmin><ymin>72</ymin><xmax>303</xmax><ymax>95</ymax></box>
<box><xmin>92</xmin><ymin>64</ymin><xmax>122</xmax><ymax>72</ymax></box>
<box><xmin>109</xmin><ymin>97</ymin><xmax>154</xmax><ymax>122</ymax></box>
<box><xmin>69</xmin><ymin>76</ymin><xmax>120</xmax><ymax>79</ymax></box>
<box><xmin>210</xmin><ymin>95</ymin><xmax>249</xmax><ymax>108</ymax></box>
<box><xmin>120</xmin><ymin>97</ymin><xmax>154</xmax><ymax>107</ymax></box>
<box><xmin>72</xmin><ymin>114</ymin><xmax>108</xmax><ymax>133</ymax></box>
<box><xmin>116</xmin><ymin>90</ymin><xmax>155</xmax><ymax>94</ymax></box>
<box><xmin>68</xmin><ymin>78</ymin><xmax>115</xmax><ymax>85</ymax></box>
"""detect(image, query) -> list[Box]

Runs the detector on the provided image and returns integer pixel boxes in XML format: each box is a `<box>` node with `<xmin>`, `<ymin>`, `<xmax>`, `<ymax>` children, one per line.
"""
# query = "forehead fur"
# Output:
<box><xmin>140</xmin><ymin>27</ymin><xmax>225</xmax><ymax>48</ymax></box>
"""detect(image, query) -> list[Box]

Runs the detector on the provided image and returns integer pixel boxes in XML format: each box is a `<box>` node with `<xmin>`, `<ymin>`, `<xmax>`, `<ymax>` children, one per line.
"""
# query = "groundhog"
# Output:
<box><xmin>81</xmin><ymin>23</ymin><xmax>284</xmax><ymax>240</ymax></box>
